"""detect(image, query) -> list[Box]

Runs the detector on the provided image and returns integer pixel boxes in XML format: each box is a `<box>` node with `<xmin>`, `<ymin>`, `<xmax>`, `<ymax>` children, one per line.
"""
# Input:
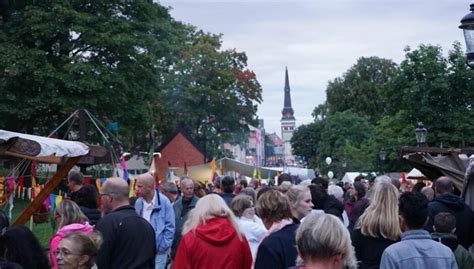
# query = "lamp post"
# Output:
<box><xmin>379</xmin><ymin>148</ymin><xmax>387</xmax><ymax>175</ymax></box>
<box><xmin>415</xmin><ymin>122</ymin><xmax>427</xmax><ymax>147</ymax></box>
<box><xmin>460</xmin><ymin>4</ymin><xmax>474</xmax><ymax>69</ymax></box>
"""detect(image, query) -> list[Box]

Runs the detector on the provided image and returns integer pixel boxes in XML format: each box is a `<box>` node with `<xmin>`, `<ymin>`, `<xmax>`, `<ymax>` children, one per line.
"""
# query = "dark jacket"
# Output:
<box><xmin>432</xmin><ymin>232</ymin><xmax>474</xmax><ymax>269</ymax></box>
<box><xmin>323</xmin><ymin>194</ymin><xmax>344</xmax><ymax>220</ymax></box>
<box><xmin>425</xmin><ymin>193</ymin><xmax>474</xmax><ymax>249</ymax></box>
<box><xmin>348</xmin><ymin>197</ymin><xmax>370</xmax><ymax>231</ymax></box>
<box><xmin>0</xmin><ymin>258</ymin><xmax>23</xmax><ymax>269</ymax></box>
<box><xmin>352</xmin><ymin>228</ymin><xmax>398</xmax><ymax>269</ymax></box>
<box><xmin>80</xmin><ymin>206</ymin><xmax>101</xmax><ymax>226</ymax></box>
<box><xmin>95</xmin><ymin>205</ymin><xmax>156</xmax><ymax>269</ymax></box>
<box><xmin>254</xmin><ymin>223</ymin><xmax>299</xmax><ymax>269</ymax></box>
<box><xmin>311</xmin><ymin>186</ymin><xmax>343</xmax><ymax>220</ymax></box>
<box><xmin>219</xmin><ymin>192</ymin><xmax>235</xmax><ymax>207</ymax></box>
<box><xmin>172</xmin><ymin>195</ymin><xmax>199</xmax><ymax>258</ymax></box>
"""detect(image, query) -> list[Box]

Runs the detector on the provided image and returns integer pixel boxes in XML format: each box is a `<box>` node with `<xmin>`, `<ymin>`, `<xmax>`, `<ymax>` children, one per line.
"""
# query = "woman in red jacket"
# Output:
<box><xmin>173</xmin><ymin>194</ymin><xmax>252</xmax><ymax>269</ymax></box>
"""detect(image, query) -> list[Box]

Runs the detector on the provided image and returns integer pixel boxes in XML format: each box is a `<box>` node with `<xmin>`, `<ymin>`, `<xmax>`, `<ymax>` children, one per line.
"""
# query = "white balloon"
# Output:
<box><xmin>328</xmin><ymin>171</ymin><xmax>334</xmax><ymax>179</ymax></box>
<box><xmin>325</xmin><ymin>157</ymin><xmax>332</xmax><ymax>165</ymax></box>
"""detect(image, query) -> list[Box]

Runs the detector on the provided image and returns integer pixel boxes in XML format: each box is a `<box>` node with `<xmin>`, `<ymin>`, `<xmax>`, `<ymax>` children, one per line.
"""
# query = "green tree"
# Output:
<box><xmin>0</xmin><ymin>1</ymin><xmax>183</xmax><ymax>148</ymax></box>
<box><xmin>0</xmin><ymin>2</ymin><xmax>263</xmax><ymax>157</ymax></box>
<box><xmin>312</xmin><ymin>102</ymin><xmax>328</xmax><ymax>121</ymax></box>
<box><xmin>159</xmin><ymin>28</ymin><xmax>262</xmax><ymax>157</ymax></box>
<box><xmin>317</xmin><ymin>111</ymin><xmax>374</xmax><ymax>177</ymax></box>
<box><xmin>385</xmin><ymin>43</ymin><xmax>474</xmax><ymax>147</ymax></box>
<box><xmin>326</xmin><ymin>56</ymin><xmax>397</xmax><ymax>123</ymax></box>
<box><xmin>291</xmin><ymin>121</ymin><xmax>324</xmax><ymax>168</ymax></box>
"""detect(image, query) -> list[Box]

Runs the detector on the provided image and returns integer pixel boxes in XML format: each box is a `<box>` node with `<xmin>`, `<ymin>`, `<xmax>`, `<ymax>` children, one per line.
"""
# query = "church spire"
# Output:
<box><xmin>281</xmin><ymin>67</ymin><xmax>295</xmax><ymax>120</ymax></box>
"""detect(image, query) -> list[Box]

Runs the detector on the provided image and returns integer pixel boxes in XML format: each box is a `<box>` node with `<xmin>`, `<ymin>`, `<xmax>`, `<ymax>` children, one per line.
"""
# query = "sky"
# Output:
<box><xmin>159</xmin><ymin>0</ymin><xmax>469</xmax><ymax>135</ymax></box>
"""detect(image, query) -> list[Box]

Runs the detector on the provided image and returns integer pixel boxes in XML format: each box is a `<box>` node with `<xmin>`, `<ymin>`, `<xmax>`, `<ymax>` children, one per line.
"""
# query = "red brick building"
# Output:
<box><xmin>155</xmin><ymin>131</ymin><xmax>207</xmax><ymax>183</ymax></box>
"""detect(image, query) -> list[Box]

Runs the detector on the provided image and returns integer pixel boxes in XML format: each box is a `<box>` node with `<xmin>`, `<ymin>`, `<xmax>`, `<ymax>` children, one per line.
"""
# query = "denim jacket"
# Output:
<box><xmin>135</xmin><ymin>190</ymin><xmax>175</xmax><ymax>254</ymax></box>
<box><xmin>380</xmin><ymin>229</ymin><xmax>457</xmax><ymax>269</ymax></box>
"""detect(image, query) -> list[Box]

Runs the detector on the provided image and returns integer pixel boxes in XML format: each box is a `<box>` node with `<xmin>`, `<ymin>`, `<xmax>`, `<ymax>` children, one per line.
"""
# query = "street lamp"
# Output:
<box><xmin>459</xmin><ymin>4</ymin><xmax>474</xmax><ymax>68</ymax></box>
<box><xmin>415</xmin><ymin>122</ymin><xmax>427</xmax><ymax>147</ymax></box>
<box><xmin>379</xmin><ymin>148</ymin><xmax>387</xmax><ymax>175</ymax></box>
<box><xmin>379</xmin><ymin>148</ymin><xmax>387</xmax><ymax>162</ymax></box>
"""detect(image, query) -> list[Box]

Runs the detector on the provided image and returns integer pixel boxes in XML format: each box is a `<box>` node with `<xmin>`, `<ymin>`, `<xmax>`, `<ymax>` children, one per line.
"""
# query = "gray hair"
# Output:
<box><xmin>240</xmin><ymin>187</ymin><xmax>257</xmax><ymax>204</ymax></box>
<box><xmin>328</xmin><ymin>185</ymin><xmax>344</xmax><ymax>203</ymax></box>
<box><xmin>161</xmin><ymin>182</ymin><xmax>178</xmax><ymax>194</ymax></box>
<box><xmin>299</xmin><ymin>180</ymin><xmax>312</xmax><ymax>187</ymax></box>
<box><xmin>374</xmin><ymin>175</ymin><xmax>392</xmax><ymax>185</ymax></box>
<box><xmin>287</xmin><ymin>185</ymin><xmax>310</xmax><ymax>205</ymax></box>
<box><xmin>421</xmin><ymin>186</ymin><xmax>434</xmax><ymax>201</ymax></box>
<box><xmin>296</xmin><ymin>213</ymin><xmax>357</xmax><ymax>268</ymax></box>
<box><xmin>180</xmin><ymin>177</ymin><xmax>194</xmax><ymax>188</ymax></box>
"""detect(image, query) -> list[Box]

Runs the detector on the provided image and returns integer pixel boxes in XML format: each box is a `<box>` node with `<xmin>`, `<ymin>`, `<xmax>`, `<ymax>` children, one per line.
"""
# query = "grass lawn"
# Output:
<box><xmin>5</xmin><ymin>198</ymin><xmax>55</xmax><ymax>249</ymax></box>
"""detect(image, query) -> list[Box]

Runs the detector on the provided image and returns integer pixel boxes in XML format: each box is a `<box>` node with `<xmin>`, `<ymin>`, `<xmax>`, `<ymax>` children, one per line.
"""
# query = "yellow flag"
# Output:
<box><xmin>210</xmin><ymin>158</ymin><xmax>217</xmax><ymax>173</ymax></box>
<box><xmin>55</xmin><ymin>195</ymin><xmax>63</xmax><ymax>207</ymax></box>
<box><xmin>31</xmin><ymin>176</ymin><xmax>37</xmax><ymax>187</ymax></box>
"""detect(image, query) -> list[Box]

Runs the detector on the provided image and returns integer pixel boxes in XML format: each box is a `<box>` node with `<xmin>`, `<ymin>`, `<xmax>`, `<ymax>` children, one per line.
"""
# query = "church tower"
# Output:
<box><xmin>280</xmin><ymin>67</ymin><xmax>296</xmax><ymax>164</ymax></box>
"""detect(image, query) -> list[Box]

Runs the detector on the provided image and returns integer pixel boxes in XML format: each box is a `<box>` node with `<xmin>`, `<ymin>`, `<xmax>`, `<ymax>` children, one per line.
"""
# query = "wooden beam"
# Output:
<box><xmin>400</xmin><ymin>146</ymin><xmax>459</xmax><ymax>155</ymax></box>
<box><xmin>14</xmin><ymin>156</ymin><xmax>80</xmax><ymax>225</ymax></box>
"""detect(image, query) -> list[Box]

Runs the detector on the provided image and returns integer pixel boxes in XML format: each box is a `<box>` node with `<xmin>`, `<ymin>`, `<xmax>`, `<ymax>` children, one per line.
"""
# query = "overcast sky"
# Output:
<box><xmin>159</xmin><ymin>0</ymin><xmax>469</xmax><ymax>135</ymax></box>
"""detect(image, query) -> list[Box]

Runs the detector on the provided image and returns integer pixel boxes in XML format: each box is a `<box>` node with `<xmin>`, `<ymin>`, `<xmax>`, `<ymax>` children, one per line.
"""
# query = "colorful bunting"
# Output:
<box><xmin>55</xmin><ymin>195</ymin><xmax>62</xmax><ymax>207</ymax></box>
<box><xmin>120</xmin><ymin>155</ymin><xmax>129</xmax><ymax>181</ymax></box>
<box><xmin>50</xmin><ymin>194</ymin><xmax>57</xmax><ymax>211</ymax></box>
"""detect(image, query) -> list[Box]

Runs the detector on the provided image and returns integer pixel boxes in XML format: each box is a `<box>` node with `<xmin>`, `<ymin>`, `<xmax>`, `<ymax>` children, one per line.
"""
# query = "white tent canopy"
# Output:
<box><xmin>406</xmin><ymin>168</ymin><xmax>427</xmax><ymax>179</ymax></box>
<box><xmin>341</xmin><ymin>172</ymin><xmax>377</xmax><ymax>184</ymax></box>
<box><xmin>0</xmin><ymin>129</ymin><xmax>89</xmax><ymax>158</ymax></box>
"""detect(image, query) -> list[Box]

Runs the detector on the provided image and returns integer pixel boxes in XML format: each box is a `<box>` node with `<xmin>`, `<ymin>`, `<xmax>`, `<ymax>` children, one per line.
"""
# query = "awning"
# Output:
<box><xmin>0</xmin><ymin>129</ymin><xmax>89</xmax><ymax>163</ymax></box>
<box><xmin>403</xmin><ymin>152</ymin><xmax>468</xmax><ymax>193</ymax></box>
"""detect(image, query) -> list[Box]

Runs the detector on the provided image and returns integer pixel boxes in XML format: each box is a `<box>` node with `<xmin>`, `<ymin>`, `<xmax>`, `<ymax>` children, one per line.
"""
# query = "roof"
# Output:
<box><xmin>157</xmin><ymin>129</ymin><xmax>207</xmax><ymax>159</ymax></box>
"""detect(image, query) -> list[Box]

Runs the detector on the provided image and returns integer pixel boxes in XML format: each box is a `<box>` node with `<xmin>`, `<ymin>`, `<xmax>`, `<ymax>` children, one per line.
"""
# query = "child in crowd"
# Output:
<box><xmin>431</xmin><ymin>212</ymin><xmax>474</xmax><ymax>269</ymax></box>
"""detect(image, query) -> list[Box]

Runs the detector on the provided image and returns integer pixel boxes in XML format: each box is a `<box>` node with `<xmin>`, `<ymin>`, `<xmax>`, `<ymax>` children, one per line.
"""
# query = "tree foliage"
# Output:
<box><xmin>292</xmin><ymin>43</ymin><xmax>474</xmax><ymax>177</ymax></box>
<box><xmin>0</xmin><ymin>1</ymin><xmax>262</xmax><ymax>157</ymax></box>
<box><xmin>290</xmin><ymin>121</ymin><xmax>323</xmax><ymax>168</ymax></box>
<box><xmin>326</xmin><ymin>56</ymin><xmax>397</xmax><ymax>123</ymax></box>
<box><xmin>159</xmin><ymin>28</ymin><xmax>262</xmax><ymax>157</ymax></box>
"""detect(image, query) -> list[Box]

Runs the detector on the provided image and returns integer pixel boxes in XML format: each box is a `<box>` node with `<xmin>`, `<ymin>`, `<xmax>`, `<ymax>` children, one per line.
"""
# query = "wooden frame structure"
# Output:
<box><xmin>0</xmin><ymin>129</ymin><xmax>107</xmax><ymax>225</ymax></box>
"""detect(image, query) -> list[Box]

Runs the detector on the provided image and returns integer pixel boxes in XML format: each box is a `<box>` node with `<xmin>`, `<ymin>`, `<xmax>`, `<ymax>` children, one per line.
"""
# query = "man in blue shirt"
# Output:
<box><xmin>380</xmin><ymin>192</ymin><xmax>457</xmax><ymax>269</ymax></box>
<box><xmin>135</xmin><ymin>173</ymin><xmax>175</xmax><ymax>269</ymax></box>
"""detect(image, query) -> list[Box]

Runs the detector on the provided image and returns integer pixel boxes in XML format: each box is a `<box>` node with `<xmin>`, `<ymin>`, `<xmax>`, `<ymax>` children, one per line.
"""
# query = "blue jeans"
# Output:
<box><xmin>155</xmin><ymin>253</ymin><xmax>167</xmax><ymax>269</ymax></box>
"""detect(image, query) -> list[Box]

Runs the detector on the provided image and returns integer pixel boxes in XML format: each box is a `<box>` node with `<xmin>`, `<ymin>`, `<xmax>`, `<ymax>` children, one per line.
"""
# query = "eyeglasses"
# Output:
<box><xmin>54</xmin><ymin>248</ymin><xmax>82</xmax><ymax>258</ymax></box>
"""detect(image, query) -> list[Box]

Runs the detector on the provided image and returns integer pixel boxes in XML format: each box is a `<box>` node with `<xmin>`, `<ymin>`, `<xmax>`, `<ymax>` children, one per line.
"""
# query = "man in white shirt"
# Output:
<box><xmin>135</xmin><ymin>173</ymin><xmax>175</xmax><ymax>269</ymax></box>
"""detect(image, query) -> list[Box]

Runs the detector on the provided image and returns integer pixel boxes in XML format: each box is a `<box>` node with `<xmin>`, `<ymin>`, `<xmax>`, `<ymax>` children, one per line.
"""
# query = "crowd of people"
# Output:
<box><xmin>0</xmin><ymin>170</ymin><xmax>472</xmax><ymax>269</ymax></box>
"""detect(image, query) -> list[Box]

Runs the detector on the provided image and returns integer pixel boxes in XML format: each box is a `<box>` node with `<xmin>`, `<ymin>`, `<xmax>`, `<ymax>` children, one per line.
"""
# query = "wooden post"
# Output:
<box><xmin>14</xmin><ymin>156</ymin><xmax>80</xmax><ymax>225</ymax></box>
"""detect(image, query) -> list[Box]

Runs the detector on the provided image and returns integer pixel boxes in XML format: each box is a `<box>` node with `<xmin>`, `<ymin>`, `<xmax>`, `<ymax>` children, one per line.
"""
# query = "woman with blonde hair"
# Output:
<box><xmin>287</xmin><ymin>185</ymin><xmax>313</xmax><ymax>224</ymax></box>
<box><xmin>56</xmin><ymin>231</ymin><xmax>102</xmax><ymax>269</ymax></box>
<box><xmin>351</xmin><ymin>181</ymin><xmax>401</xmax><ymax>269</ymax></box>
<box><xmin>173</xmin><ymin>194</ymin><xmax>252</xmax><ymax>269</ymax></box>
<box><xmin>50</xmin><ymin>200</ymin><xmax>93</xmax><ymax>269</ymax></box>
<box><xmin>296</xmin><ymin>213</ymin><xmax>357</xmax><ymax>269</ymax></box>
